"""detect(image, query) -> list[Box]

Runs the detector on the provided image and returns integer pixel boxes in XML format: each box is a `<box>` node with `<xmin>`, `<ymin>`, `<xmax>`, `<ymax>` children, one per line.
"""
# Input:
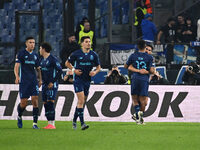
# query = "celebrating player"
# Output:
<box><xmin>126</xmin><ymin>39</ymin><xmax>155</xmax><ymax>124</ymax></box>
<box><xmin>39</xmin><ymin>42</ymin><xmax>62</xmax><ymax>129</ymax></box>
<box><xmin>65</xmin><ymin>36</ymin><xmax>101</xmax><ymax>130</ymax></box>
<box><xmin>14</xmin><ymin>37</ymin><xmax>42</xmax><ymax>129</ymax></box>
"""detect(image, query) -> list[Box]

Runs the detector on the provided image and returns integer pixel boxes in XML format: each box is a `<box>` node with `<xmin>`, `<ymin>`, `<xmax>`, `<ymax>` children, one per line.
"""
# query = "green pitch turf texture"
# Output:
<box><xmin>0</xmin><ymin>120</ymin><xmax>200</xmax><ymax>150</ymax></box>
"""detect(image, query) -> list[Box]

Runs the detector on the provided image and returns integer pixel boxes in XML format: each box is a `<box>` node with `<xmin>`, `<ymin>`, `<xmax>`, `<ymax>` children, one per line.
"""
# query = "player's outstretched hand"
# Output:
<box><xmin>74</xmin><ymin>69</ymin><xmax>83</xmax><ymax>76</ymax></box>
<box><xmin>89</xmin><ymin>71</ymin><xmax>96</xmax><ymax>77</ymax></box>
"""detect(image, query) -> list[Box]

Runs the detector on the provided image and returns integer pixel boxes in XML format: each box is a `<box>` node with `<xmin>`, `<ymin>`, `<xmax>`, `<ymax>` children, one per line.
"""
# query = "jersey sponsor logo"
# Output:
<box><xmin>80</xmin><ymin>62</ymin><xmax>91</xmax><ymax>66</ymax></box>
<box><xmin>25</xmin><ymin>60</ymin><xmax>35</xmax><ymax>64</ymax></box>
<box><xmin>41</xmin><ymin>67</ymin><xmax>48</xmax><ymax>71</ymax></box>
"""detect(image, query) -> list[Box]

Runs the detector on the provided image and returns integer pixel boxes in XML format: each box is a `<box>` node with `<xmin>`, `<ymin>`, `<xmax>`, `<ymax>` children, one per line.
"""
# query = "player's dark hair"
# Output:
<box><xmin>81</xmin><ymin>36</ymin><xmax>90</xmax><ymax>43</ymax></box>
<box><xmin>137</xmin><ymin>39</ymin><xmax>146</xmax><ymax>50</ymax></box>
<box><xmin>146</xmin><ymin>44</ymin><xmax>154</xmax><ymax>51</ymax></box>
<box><xmin>41</xmin><ymin>42</ymin><xmax>52</xmax><ymax>53</ymax></box>
<box><xmin>25</xmin><ymin>36</ymin><xmax>34</xmax><ymax>41</ymax></box>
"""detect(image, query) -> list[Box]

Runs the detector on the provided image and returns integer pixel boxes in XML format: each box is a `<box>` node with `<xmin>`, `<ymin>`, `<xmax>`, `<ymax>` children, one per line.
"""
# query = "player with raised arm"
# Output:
<box><xmin>65</xmin><ymin>36</ymin><xmax>101</xmax><ymax>130</ymax></box>
<box><xmin>126</xmin><ymin>40</ymin><xmax>155</xmax><ymax>124</ymax></box>
<box><xmin>14</xmin><ymin>37</ymin><xmax>42</xmax><ymax>129</ymax></box>
<box><xmin>39</xmin><ymin>42</ymin><xmax>62</xmax><ymax>129</ymax></box>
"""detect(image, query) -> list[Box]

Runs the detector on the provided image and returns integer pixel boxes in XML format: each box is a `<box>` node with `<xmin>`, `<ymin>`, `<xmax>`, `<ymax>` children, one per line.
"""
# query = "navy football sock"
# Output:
<box><xmin>17</xmin><ymin>103</ymin><xmax>25</xmax><ymax>117</ymax></box>
<box><xmin>33</xmin><ymin>107</ymin><xmax>39</xmax><ymax>123</ymax></box>
<box><xmin>47</xmin><ymin>101</ymin><xmax>55</xmax><ymax>121</ymax></box>
<box><xmin>44</xmin><ymin>103</ymin><xmax>50</xmax><ymax>121</ymax></box>
<box><xmin>77</xmin><ymin>108</ymin><xmax>84</xmax><ymax>126</ymax></box>
<box><xmin>73</xmin><ymin>107</ymin><xmax>78</xmax><ymax>123</ymax></box>
<box><xmin>134</xmin><ymin>105</ymin><xmax>140</xmax><ymax>119</ymax></box>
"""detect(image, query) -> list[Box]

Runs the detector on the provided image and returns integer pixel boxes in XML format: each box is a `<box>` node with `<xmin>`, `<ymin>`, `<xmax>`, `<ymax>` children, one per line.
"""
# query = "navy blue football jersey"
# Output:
<box><xmin>126</xmin><ymin>51</ymin><xmax>153</xmax><ymax>81</ymax></box>
<box><xmin>16</xmin><ymin>49</ymin><xmax>40</xmax><ymax>83</ymax></box>
<box><xmin>40</xmin><ymin>54</ymin><xmax>62</xmax><ymax>85</ymax></box>
<box><xmin>68</xmin><ymin>49</ymin><xmax>100</xmax><ymax>81</ymax></box>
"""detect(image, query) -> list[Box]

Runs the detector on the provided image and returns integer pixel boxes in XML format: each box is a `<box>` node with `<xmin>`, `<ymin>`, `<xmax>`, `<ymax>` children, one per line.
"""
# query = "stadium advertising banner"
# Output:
<box><xmin>0</xmin><ymin>84</ymin><xmax>200</xmax><ymax>122</ymax></box>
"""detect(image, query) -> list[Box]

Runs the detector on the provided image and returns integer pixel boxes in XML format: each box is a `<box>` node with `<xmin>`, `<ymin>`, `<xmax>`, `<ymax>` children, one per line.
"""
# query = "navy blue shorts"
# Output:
<box><xmin>131</xmin><ymin>78</ymin><xmax>149</xmax><ymax>96</ymax></box>
<box><xmin>19</xmin><ymin>82</ymin><xmax>39</xmax><ymax>99</ymax></box>
<box><xmin>42</xmin><ymin>84</ymin><xmax>58</xmax><ymax>102</ymax></box>
<box><xmin>73</xmin><ymin>80</ymin><xmax>90</xmax><ymax>96</ymax></box>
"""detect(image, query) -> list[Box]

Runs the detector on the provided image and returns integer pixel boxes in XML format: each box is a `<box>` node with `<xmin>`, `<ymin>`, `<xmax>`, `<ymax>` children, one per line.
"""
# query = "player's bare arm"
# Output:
<box><xmin>14</xmin><ymin>62</ymin><xmax>20</xmax><ymax>84</ymax></box>
<box><xmin>65</xmin><ymin>60</ymin><xmax>82</xmax><ymax>76</ymax></box>
<box><xmin>89</xmin><ymin>65</ymin><xmax>101</xmax><ymax>77</ymax></box>
<box><xmin>124</xmin><ymin>64</ymin><xmax>128</xmax><ymax>69</ymax></box>
<box><xmin>36</xmin><ymin>67</ymin><xmax>42</xmax><ymax>87</ymax></box>
<box><xmin>128</xmin><ymin>65</ymin><xmax>149</xmax><ymax>74</ymax></box>
<box><xmin>149</xmin><ymin>67</ymin><xmax>155</xmax><ymax>74</ymax></box>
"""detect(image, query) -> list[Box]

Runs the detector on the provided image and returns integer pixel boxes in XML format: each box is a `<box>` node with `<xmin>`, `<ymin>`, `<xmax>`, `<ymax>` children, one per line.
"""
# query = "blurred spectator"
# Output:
<box><xmin>150</xmin><ymin>71</ymin><xmax>169</xmax><ymax>85</ymax></box>
<box><xmin>156</xmin><ymin>17</ymin><xmax>176</xmax><ymax>44</ymax></box>
<box><xmin>60</xmin><ymin>33</ymin><xmax>80</xmax><ymax>68</ymax></box>
<box><xmin>197</xmin><ymin>19</ymin><xmax>200</xmax><ymax>41</ymax></box>
<box><xmin>182</xmin><ymin>61</ymin><xmax>200</xmax><ymax>85</ymax></box>
<box><xmin>141</xmin><ymin>13</ymin><xmax>157</xmax><ymax>43</ymax></box>
<box><xmin>144</xmin><ymin>0</ymin><xmax>152</xmax><ymax>14</ymax></box>
<box><xmin>75</xmin><ymin>17</ymin><xmax>89</xmax><ymax>40</ymax></box>
<box><xmin>134</xmin><ymin>0</ymin><xmax>147</xmax><ymax>38</ymax></box>
<box><xmin>181</xmin><ymin>17</ymin><xmax>197</xmax><ymax>43</ymax></box>
<box><xmin>156</xmin><ymin>17</ymin><xmax>176</xmax><ymax>64</ymax></box>
<box><xmin>104</xmin><ymin>65</ymin><xmax>127</xmax><ymax>84</ymax></box>
<box><xmin>176</xmin><ymin>14</ymin><xmax>186</xmax><ymax>42</ymax></box>
<box><xmin>76</xmin><ymin>21</ymin><xmax>96</xmax><ymax>50</ymax></box>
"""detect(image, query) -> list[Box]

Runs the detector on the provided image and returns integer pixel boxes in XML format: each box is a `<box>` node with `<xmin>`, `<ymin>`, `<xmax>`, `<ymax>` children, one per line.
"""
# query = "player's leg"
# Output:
<box><xmin>72</xmin><ymin>81</ymin><xmax>84</xmax><ymax>129</ymax></box>
<box><xmin>76</xmin><ymin>91</ymin><xmax>89</xmax><ymax>130</ymax></box>
<box><xmin>31</xmin><ymin>95</ymin><xmax>39</xmax><ymax>129</ymax></box>
<box><xmin>138</xmin><ymin>80</ymin><xmax>149</xmax><ymax>124</ymax></box>
<box><xmin>17</xmin><ymin>98</ymin><xmax>28</xmax><ymax>128</ymax></box>
<box><xmin>138</xmin><ymin>96</ymin><xmax>147</xmax><ymax>124</ymax></box>
<box><xmin>79</xmin><ymin>82</ymin><xmax>90</xmax><ymax>130</ymax></box>
<box><xmin>31</xmin><ymin>84</ymin><xmax>40</xmax><ymax>129</ymax></box>
<box><xmin>17</xmin><ymin>83</ymin><xmax>29</xmax><ymax>128</ymax></box>
<box><xmin>131</xmin><ymin>95</ymin><xmax>140</xmax><ymax>122</ymax></box>
<box><xmin>43</xmin><ymin>87</ymin><xmax>57</xmax><ymax>129</ymax></box>
<box><xmin>131</xmin><ymin>79</ymin><xmax>140</xmax><ymax>122</ymax></box>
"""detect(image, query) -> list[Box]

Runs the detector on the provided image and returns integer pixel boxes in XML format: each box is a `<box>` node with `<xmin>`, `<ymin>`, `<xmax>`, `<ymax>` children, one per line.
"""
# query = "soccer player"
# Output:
<box><xmin>39</xmin><ymin>42</ymin><xmax>62</xmax><ymax>129</ymax></box>
<box><xmin>126</xmin><ymin>39</ymin><xmax>155</xmax><ymax>124</ymax></box>
<box><xmin>145</xmin><ymin>44</ymin><xmax>153</xmax><ymax>55</ymax></box>
<box><xmin>65</xmin><ymin>36</ymin><xmax>101</xmax><ymax>130</ymax></box>
<box><xmin>14</xmin><ymin>37</ymin><xmax>42</xmax><ymax>129</ymax></box>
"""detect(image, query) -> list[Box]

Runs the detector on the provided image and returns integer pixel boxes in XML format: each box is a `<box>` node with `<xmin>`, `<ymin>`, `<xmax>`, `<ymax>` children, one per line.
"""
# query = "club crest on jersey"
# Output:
<box><xmin>90</xmin><ymin>55</ymin><xmax>94</xmax><ymax>60</ymax></box>
<box><xmin>25</xmin><ymin>56</ymin><xmax>28</xmax><ymax>59</ymax></box>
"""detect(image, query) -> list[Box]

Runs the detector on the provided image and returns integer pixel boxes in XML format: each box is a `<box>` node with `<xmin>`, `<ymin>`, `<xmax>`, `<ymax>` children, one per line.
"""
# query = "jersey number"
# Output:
<box><xmin>136</xmin><ymin>61</ymin><xmax>147</xmax><ymax>69</ymax></box>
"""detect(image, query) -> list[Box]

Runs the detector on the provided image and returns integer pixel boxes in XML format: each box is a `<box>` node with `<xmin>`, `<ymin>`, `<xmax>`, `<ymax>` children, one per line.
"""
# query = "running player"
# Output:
<box><xmin>14</xmin><ymin>37</ymin><xmax>42</xmax><ymax>129</ymax></box>
<box><xmin>65</xmin><ymin>36</ymin><xmax>101</xmax><ymax>130</ymax></box>
<box><xmin>126</xmin><ymin>40</ymin><xmax>155</xmax><ymax>124</ymax></box>
<box><xmin>39</xmin><ymin>42</ymin><xmax>62</xmax><ymax>129</ymax></box>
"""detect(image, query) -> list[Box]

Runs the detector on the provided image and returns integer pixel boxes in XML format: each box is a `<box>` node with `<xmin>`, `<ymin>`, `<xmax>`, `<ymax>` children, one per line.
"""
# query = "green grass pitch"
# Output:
<box><xmin>0</xmin><ymin>120</ymin><xmax>200</xmax><ymax>150</ymax></box>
